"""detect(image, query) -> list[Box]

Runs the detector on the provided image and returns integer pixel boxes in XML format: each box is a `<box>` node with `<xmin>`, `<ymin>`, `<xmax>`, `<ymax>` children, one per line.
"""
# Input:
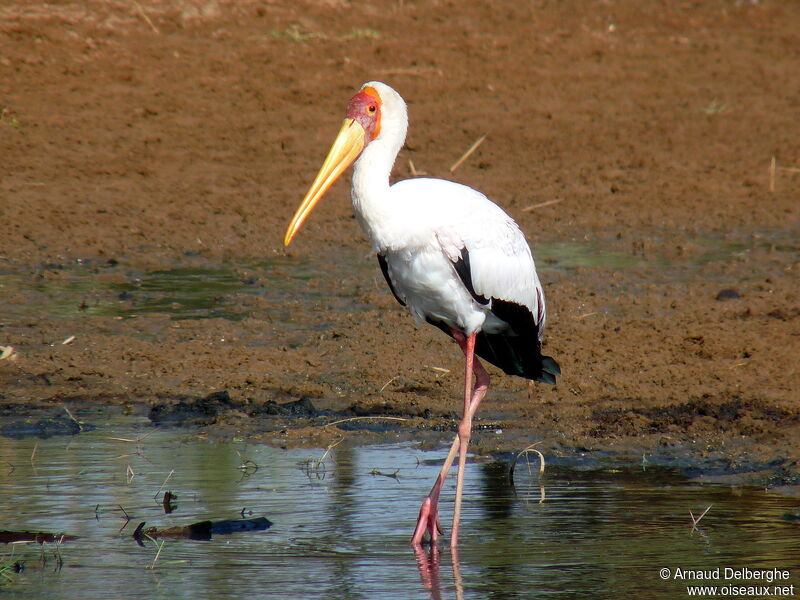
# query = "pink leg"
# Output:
<box><xmin>411</xmin><ymin>329</ymin><xmax>490</xmax><ymax>547</ymax></box>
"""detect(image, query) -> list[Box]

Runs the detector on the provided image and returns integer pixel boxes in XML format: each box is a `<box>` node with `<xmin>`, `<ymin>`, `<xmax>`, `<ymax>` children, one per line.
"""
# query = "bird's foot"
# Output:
<box><xmin>411</xmin><ymin>496</ymin><xmax>442</xmax><ymax>546</ymax></box>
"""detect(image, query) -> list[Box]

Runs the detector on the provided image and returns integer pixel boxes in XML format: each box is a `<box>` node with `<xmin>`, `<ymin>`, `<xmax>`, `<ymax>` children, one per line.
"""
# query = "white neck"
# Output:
<box><xmin>351</xmin><ymin>113</ymin><xmax>407</xmax><ymax>251</ymax></box>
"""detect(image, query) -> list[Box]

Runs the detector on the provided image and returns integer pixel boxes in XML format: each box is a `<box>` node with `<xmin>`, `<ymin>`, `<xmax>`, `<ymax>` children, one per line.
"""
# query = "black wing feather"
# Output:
<box><xmin>377</xmin><ymin>254</ymin><xmax>406</xmax><ymax>307</ymax></box>
<box><xmin>452</xmin><ymin>248</ymin><xmax>489</xmax><ymax>305</ymax></box>
<box><xmin>444</xmin><ymin>248</ymin><xmax>560</xmax><ymax>384</ymax></box>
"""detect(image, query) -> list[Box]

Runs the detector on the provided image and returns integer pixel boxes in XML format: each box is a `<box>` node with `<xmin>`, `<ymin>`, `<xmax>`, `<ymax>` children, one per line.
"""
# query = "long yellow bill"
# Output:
<box><xmin>284</xmin><ymin>118</ymin><xmax>366</xmax><ymax>246</ymax></box>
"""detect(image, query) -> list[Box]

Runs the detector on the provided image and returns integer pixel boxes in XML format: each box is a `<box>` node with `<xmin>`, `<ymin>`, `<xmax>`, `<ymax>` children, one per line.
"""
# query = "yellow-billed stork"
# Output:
<box><xmin>284</xmin><ymin>82</ymin><xmax>560</xmax><ymax>549</ymax></box>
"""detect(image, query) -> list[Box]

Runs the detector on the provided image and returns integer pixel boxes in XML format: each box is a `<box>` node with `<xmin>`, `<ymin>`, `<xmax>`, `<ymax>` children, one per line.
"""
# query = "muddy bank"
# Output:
<box><xmin>1</xmin><ymin>1</ymin><xmax>799</xmax><ymax>484</ymax></box>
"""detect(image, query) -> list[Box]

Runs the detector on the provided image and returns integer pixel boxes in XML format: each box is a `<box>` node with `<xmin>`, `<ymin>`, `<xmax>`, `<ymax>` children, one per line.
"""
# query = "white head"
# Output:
<box><xmin>284</xmin><ymin>82</ymin><xmax>408</xmax><ymax>246</ymax></box>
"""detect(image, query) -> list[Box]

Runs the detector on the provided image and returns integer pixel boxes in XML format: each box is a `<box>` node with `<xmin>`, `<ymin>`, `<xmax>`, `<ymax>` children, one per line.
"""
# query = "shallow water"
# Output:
<box><xmin>1</xmin><ymin>422</ymin><xmax>797</xmax><ymax>599</ymax></box>
<box><xmin>1</xmin><ymin>227</ymin><xmax>797</xmax><ymax>324</ymax></box>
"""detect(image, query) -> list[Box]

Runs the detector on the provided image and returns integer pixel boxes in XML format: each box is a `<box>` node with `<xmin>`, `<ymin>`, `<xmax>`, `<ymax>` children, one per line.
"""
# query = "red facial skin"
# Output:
<box><xmin>345</xmin><ymin>86</ymin><xmax>382</xmax><ymax>141</ymax></box>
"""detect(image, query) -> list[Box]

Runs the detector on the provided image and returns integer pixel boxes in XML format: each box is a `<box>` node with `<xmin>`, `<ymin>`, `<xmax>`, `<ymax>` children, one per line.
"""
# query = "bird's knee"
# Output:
<box><xmin>457</xmin><ymin>420</ymin><xmax>472</xmax><ymax>443</ymax></box>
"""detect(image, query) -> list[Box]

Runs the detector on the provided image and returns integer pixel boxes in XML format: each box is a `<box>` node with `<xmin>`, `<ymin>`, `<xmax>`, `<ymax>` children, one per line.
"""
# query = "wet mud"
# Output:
<box><xmin>1</xmin><ymin>2</ymin><xmax>799</xmax><ymax>486</ymax></box>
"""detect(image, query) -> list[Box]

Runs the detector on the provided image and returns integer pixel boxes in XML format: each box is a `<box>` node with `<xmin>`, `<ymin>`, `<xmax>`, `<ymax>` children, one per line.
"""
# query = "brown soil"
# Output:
<box><xmin>1</xmin><ymin>1</ymin><xmax>798</xmax><ymax>483</ymax></box>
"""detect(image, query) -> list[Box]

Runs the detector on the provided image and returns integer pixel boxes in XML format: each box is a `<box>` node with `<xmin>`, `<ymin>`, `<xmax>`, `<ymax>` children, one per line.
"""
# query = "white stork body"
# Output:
<box><xmin>362</xmin><ymin>177</ymin><xmax>544</xmax><ymax>337</ymax></box>
<box><xmin>284</xmin><ymin>81</ymin><xmax>559</xmax><ymax>549</ymax></box>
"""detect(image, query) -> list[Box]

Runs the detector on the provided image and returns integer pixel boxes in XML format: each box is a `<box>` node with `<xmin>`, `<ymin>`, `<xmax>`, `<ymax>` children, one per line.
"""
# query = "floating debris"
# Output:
<box><xmin>162</xmin><ymin>491</ymin><xmax>177</xmax><ymax>514</ymax></box>
<box><xmin>0</xmin><ymin>530</ymin><xmax>79</xmax><ymax>544</ymax></box>
<box><xmin>133</xmin><ymin>517</ymin><xmax>272</xmax><ymax>544</ymax></box>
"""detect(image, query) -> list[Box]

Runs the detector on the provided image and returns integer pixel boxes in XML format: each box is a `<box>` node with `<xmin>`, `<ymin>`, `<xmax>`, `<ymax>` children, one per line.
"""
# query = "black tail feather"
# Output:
<box><xmin>476</xmin><ymin>331</ymin><xmax>560</xmax><ymax>384</ymax></box>
<box><xmin>426</xmin><ymin>316</ymin><xmax>560</xmax><ymax>384</ymax></box>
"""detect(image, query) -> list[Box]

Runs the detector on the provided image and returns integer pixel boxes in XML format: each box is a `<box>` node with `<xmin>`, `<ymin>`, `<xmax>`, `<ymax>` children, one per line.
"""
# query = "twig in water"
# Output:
<box><xmin>153</xmin><ymin>469</ymin><xmax>175</xmax><ymax>500</ymax></box>
<box><xmin>148</xmin><ymin>539</ymin><xmax>166</xmax><ymax>569</ymax></box>
<box><xmin>302</xmin><ymin>436</ymin><xmax>345</xmax><ymax>479</ymax></box>
<box><xmin>107</xmin><ymin>431</ymin><xmax>155</xmax><ymax>444</ymax></box>
<box><xmin>52</xmin><ymin>537</ymin><xmax>64</xmax><ymax>572</ymax></box>
<box><xmin>318</xmin><ymin>436</ymin><xmax>343</xmax><ymax>463</ymax></box>
<box><xmin>109</xmin><ymin>431</ymin><xmax>154</xmax><ymax>461</ymax></box>
<box><xmin>369</xmin><ymin>468</ymin><xmax>400</xmax><ymax>481</ymax></box>
<box><xmin>522</xmin><ymin>198</ymin><xmax>563</xmax><ymax>212</ymax></box>
<box><xmin>237</xmin><ymin>455</ymin><xmax>259</xmax><ymax>476</ymax></box>
<box><xmin>113</xmin><ymin>505</ymin><xmax>132</xmax><ymax>532</ymax></box>
<box><xmin>690</xmin><ymin>504</ymin><xmax>712</xmax><ymax>534</ymax></box>
<box><xmin>63</xmin><ymin>405</ymin><xmax>81</xmax><ymax>430</ymax></box>
<box><xmin>509</xmin><ymin>442</ymin><xmax>546</xmax><ymax>503</ymax></box>
<box><xmin>450</xmin><ymin>134</ymin><xmax>486</xmax><ymax>173</ymax></box>
<box><xmin>30</xmin><ymin>441</ymin><xmax>39</xmax><ymax>467</ymax></box>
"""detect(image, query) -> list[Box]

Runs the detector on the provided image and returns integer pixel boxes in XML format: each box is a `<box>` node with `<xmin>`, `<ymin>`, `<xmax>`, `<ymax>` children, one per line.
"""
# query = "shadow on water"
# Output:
<box><xmin>1</xmin><ymin>422</ymin><xmax>797</xmax><ymax>599</ymax></box>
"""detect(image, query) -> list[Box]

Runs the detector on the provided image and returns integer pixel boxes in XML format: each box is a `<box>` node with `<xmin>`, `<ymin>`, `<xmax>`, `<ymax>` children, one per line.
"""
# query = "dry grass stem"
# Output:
<box><xmin>576</xmin><ymin>312</ymin><xmax>598</xmax><ymax>320</ymax></box>
<box><xmin>378</xmin><ymin>66</ymin><xmax>444</xmax><ymax>78</ymax></box>
<box><xmin>513</xmin><ymin>443</ymin><xmax>546</xmax><ymax>477</ymax></box>
<box><xmin>303</xmin><ymin>436</ymin><xmax>345</xmax><ymax>477</ymax></box>
<box><xmin>148</xmin><ymin>539</ymin><xmax>166</xmax><ymax>569</ymax></box>
<box><xmin>107</xmin><ymin>431</ymin><xmax>155</xmax><ymax>443</ymax></box>
<box><xmin>769</xmin><ymin>156</ymin><xmax>800</xmax><ymax>192</ymax></box>
<box><xmin>510</xmin><ymin>442</ymin><xmax>546</xmax><ymax>504</ymax></box>
<box><xmin>522</xmin><ymin>198</ymin><xmax>563</xmax><ymax>212</ymax></box>
<box><xmin>450</xmin><ymin>134</ymin><xmax>486</xmax><ymax>173</ymax></box>
<box><xmin>323</xmin><ymin>416</ymin><xmax>407</xmax><ymax>428</ymax></box>
<box><xmin>408</xmin><ymin>159</ymin><xmax>427</xmax><ymax>177</ymax></box>
<box><xmin>133</xmin><ymin>0</ymin><xmax>160</xmax><ymax>34</ymax></box>
<box><xmin>769</xmin><ymin>156</ymin><xmax>777</xmax><ymax>192</ymax></box>
<box><xmin>379</xmin><ymin>376</ymin><xmax>398</xmax><ymax>392</ymax></box>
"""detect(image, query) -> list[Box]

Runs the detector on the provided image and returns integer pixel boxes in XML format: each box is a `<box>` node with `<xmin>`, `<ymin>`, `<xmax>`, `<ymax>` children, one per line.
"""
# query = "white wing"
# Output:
<box><xmin>385</xmin><ymin>178</ymin><xmax>546</xmax><ymax>335</ymax></box>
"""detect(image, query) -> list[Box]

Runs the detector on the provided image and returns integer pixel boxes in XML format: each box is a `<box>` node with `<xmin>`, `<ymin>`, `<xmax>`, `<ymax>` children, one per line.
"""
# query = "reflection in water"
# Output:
<box><xmin>479</xmin><ymin>459</ymin><xmax>515</xmax><ymax>522</ymax></box>
<box><xmin>0</xmin><ymin>424</ymin><xmax>797</xmax><ymax>600</ymax></box>
<box><xmin>327</xmin><ymin>444</ymin><xmax>365</xmax><ymax>600</ymax></box>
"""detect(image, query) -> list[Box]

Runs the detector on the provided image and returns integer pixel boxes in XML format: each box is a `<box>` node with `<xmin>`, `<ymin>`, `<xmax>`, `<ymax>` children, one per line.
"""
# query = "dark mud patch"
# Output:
<box><xmin>590</xmin><ymin>397</ymin><xmax>799</xmax><ymax>439</ymax></box>
<box><xmin>0</xmin><ymin>414</ymin><xmax>89</xmax><ymax>439</ymax></box>
<box><xmin>149</xmin><ymin>390</ymin><xmax>236</xmax><ymax>426</ymax></box>
<box><xmin>146</xmin><ymin>392</ymin><xmax>458</xmax><ymax>435</ymax></box>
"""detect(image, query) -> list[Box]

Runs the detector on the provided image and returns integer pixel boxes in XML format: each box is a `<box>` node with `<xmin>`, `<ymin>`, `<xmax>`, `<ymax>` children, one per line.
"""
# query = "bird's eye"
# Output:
<box><xmin>367</xmin><ymin>104</ymin><xmax>377</xmax><ymax>114</ymax></box>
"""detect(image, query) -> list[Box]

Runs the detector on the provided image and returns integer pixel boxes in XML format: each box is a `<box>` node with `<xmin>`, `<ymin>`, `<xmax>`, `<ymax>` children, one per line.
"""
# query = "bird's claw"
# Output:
<box><xmin>411</xmin><ymin>497</ymin><xmax>443</xmax><ymax>546</ymax></box>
